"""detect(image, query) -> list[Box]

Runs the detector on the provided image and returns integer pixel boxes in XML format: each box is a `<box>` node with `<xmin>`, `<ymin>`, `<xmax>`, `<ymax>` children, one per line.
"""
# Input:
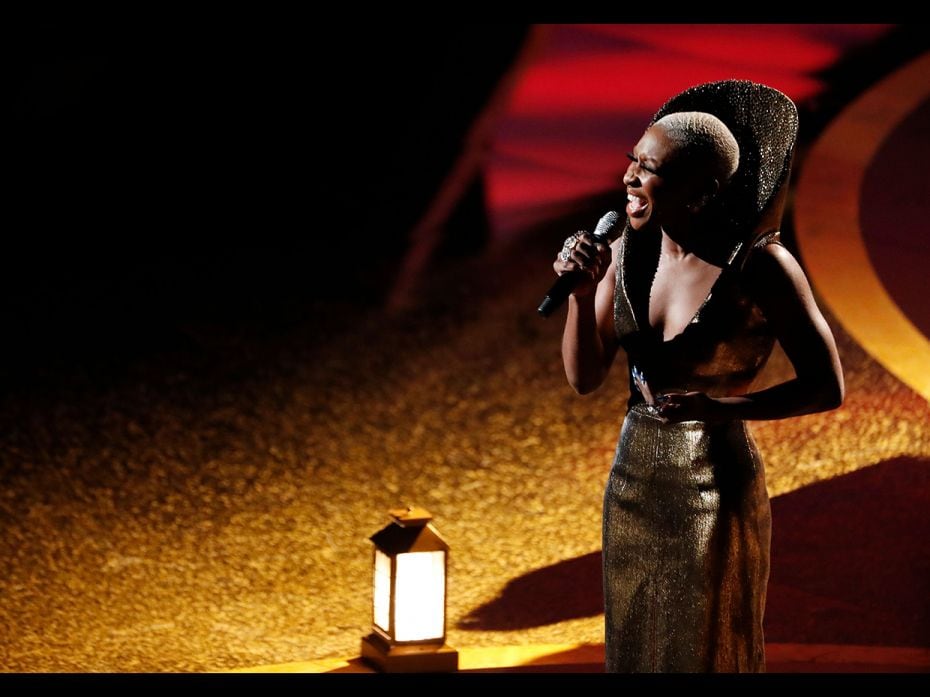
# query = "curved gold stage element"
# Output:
<box><xmin>794</xmin><ymin>51</ymin><xmax>930</xmax><ymax>403</ymax></box>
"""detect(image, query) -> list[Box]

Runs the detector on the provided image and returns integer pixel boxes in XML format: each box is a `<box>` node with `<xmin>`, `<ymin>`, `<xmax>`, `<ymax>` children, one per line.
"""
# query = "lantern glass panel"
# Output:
<box><xmin>394</xmin><ymin>550</ymin><xmax>445</xmax><ymax>641</ymax></box>
<box><xmin>373</xmin><ymin>549</ymin><xmax>391</xmax><ymax>633</ymax></box>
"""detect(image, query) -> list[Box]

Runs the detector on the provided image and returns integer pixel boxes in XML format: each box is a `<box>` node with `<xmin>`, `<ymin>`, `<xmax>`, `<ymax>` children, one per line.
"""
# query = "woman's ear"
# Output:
<box><xmin>690</xmin><ymin>177</ymin><xmax>720</xmax><ymax>213</ymax></box>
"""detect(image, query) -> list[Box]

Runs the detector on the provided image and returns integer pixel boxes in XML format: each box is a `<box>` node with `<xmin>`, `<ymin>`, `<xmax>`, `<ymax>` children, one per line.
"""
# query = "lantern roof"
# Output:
<box><xmin>371</xmin><ymin>507</ymin><xmax>449</xmax><ymax>554</ymax></box>
<box><xmin>389</xmin><ymin>505</ymin><xmax>433</xmax><ymax>527</ymax></box>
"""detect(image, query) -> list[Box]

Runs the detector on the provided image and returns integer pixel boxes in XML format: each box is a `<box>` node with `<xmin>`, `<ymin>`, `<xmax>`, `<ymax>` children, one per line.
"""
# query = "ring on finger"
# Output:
<box><xmin>562</xmin><ymin>231</ymin><xmax>584</xmax><ymax>250</ymax></box>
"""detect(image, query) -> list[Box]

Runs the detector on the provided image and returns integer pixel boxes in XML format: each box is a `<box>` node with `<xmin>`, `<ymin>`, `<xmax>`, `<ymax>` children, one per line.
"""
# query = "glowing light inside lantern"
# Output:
<box><xmin>394</xmin><ymin>550</ymin><xmax>445</xmax><ymax>641</ymax></box>
<box><xmin>373</xmin><ymin>549</ymin><xmax>391</xmax><ymax>633</ymax></box>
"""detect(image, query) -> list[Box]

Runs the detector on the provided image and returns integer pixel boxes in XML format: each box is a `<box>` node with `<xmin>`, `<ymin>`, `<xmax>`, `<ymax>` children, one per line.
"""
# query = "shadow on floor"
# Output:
<box><xmin>458</xmin><ymin>552</ymin><xmax>603</xmax><ymax>630</ymax></box>
<box><xmin>460</xmin><ymin>456</ymin><xmax>930</xmax><ymax>647</ymax></box>
<box><xmin>766</xmin><ymin>455</ymin><xmax>930</xmax><ymax>646</ymax></box>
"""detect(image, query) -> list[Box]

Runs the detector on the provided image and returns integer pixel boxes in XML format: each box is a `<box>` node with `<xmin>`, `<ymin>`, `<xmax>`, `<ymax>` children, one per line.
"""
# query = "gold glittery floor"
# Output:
<box><xmin>1</xmin><ymin>230</ymin><xmax>928</xmax><ymax>672</ymax></box>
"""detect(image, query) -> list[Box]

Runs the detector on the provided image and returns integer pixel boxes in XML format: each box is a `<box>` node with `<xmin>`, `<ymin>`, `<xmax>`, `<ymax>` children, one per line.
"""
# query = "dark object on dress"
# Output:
<box><xmin>603</xmin><ymin>80</ymin><xmax>798</xmax><ymax>672</ymax></box>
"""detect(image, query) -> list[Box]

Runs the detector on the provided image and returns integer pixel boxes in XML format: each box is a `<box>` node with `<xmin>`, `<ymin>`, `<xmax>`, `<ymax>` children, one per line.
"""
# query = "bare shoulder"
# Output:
<box><xmin>611</xmin><ymin>234</ymin><xmax>623</xmax><ymax>255</ymax></box>
<box><xmin>599</xmin><ymin>235</ymin><xmax>623</xmax><ymax>282</ymax></box>
<box><xmin>742</xmin><ymin>240</ymin><xmax>820</xmax><ymax>322</ymax></box>
<box><xmin>744</xmin><ymin>241</ymin><xmax>814</xmax><ymax>300</ymax></box>
<box><xmin>594</xmin><ymin>235</ymin><xmax>621</xmax><ymax>303</ymax></box>
<box><xmin>607</xmin><ymin>234</ymin><xmax>623</xmax><ymax>272</ymax></box>
<box><xmin>746</xmin><ymin>239</ymin><xmax>801</xmax><ymax>276</ymax></box>
<box><xmin>593</xmin><ymin>234</ymin><xmax>623</xmax><ymax>354</ymax></box>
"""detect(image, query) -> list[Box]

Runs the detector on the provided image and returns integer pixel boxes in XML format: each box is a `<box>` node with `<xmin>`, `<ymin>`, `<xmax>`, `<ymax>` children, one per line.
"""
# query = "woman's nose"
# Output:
<box><xmin>622</xmin><ymin>165</ymin><xmax>638</xmax><ymax>187</ymax></box>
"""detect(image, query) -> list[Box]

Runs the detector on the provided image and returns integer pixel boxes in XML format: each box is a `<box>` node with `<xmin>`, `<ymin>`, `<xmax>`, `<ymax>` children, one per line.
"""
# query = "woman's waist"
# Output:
<box><xmin>616</xmin><ymin>403</ymin><xmax>756</xmax><ymax>471</ymax></box>
<box><xmin>624</xmin><ymin>399</ymin><xmax>743</xmax><ymax>428</ymax></box>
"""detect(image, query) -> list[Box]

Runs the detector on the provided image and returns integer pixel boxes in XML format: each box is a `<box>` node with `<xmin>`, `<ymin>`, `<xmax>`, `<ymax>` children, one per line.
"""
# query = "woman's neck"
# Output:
<box><xmin>658</xmin><ymin>221</ymin><xmax>732</xmax><ymax>266</ymax></box>
<box><xmin>659</xmin><ymin>226</ymin><xmax>690</xmax><ymax>260</ymax></box>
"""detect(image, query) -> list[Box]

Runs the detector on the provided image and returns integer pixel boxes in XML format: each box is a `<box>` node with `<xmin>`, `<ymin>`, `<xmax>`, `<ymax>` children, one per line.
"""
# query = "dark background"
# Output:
<box><xmin>6</xmin><ymin>24</ymin><xmax>529</xmax><ymax>388</ymax></box>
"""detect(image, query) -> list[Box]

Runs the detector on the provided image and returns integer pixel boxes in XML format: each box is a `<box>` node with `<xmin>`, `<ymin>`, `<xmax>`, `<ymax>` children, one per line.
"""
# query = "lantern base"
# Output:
<box><xmin>361</xmin><ymin>633</ymin><xmax>458</xmax><ymax>673</ymax></box>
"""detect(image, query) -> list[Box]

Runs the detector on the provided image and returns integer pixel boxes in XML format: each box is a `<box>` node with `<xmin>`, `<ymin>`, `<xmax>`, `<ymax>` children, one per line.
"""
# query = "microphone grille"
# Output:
<box><xmin>593</xmin><ymin>210</ymin><xmax>620</xmax><ymax>239</ymax></box>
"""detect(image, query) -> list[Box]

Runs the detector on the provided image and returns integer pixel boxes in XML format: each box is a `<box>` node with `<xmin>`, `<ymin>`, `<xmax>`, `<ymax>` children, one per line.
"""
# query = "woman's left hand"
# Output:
<box><xmin>656</xmin><ymin>391</ymin><xmax>727</xmax><ymax>424</ymax></box>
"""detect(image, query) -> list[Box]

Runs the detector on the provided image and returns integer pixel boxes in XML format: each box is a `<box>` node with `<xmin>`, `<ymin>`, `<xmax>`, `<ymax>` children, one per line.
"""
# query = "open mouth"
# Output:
<box><xmin>626</xmin><ymin>192</ymin><xmax>648</xmax><ymax>218</ymax></box>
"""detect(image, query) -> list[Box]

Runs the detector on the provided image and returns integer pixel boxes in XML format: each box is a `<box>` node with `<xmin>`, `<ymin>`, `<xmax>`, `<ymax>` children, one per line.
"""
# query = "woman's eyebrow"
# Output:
<box><xmin>632</xmin><ymin>148</ymin><xmax>658</xmax><ymax>165</ymax></box>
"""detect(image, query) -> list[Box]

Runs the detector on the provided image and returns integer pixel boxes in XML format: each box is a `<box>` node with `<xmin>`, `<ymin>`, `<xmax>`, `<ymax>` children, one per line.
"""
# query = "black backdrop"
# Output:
<box><xmin>6</xmin><ymin>24</ymin><xmax>529</xmax><ymax>385</ymax></box>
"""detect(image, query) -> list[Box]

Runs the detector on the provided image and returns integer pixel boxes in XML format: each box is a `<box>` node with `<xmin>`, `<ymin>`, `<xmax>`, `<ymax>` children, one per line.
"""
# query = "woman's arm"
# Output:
<box><xmin>659</xmin><ymin>242</ymin><xmax>844</xmax><ymax>422</ymax></box>
<box><xmin>559</xmin><ymin>236</ymin><xmax>622</xmax><ymax>395</ymax></box>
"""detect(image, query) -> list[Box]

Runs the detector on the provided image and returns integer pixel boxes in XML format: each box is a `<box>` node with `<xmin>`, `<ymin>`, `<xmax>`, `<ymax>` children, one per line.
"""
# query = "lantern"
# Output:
<box><xmin>360</xmin><ymin>506</ymin><xmax>458</xmax><ymax>672</ymax></box>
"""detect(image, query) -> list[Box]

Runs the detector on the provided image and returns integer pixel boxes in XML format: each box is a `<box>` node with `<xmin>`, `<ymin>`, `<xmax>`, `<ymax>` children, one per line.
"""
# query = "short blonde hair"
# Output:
<box><xmin>654</xmin><ymin>111</ymin><xmax>740</xmax><ymax>182</ymax></box>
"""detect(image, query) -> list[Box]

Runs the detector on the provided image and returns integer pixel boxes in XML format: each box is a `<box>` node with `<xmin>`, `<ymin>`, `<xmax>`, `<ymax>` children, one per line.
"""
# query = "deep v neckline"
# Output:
<box><xmin>636</xmin><ymin>230</ymin><xmax>743</xmax><ymax>345</ymax></box>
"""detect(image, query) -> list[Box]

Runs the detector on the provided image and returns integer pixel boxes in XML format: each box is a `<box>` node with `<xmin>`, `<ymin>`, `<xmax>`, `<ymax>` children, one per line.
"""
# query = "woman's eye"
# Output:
<box><xmin>626</xmin><ymin>152</ymin><xmax>657</xmax><ymax>174</ymax></box>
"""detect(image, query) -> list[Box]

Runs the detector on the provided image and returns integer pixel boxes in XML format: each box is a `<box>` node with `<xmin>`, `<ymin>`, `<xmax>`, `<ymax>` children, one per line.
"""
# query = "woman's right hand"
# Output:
<box><xmin>552</xmin><ymin>231</ymin><xmax>612</xmax><ymax>298</ymax></box>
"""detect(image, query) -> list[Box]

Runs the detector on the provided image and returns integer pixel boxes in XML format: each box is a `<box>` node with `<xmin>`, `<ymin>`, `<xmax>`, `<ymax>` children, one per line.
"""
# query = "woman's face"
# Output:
<box><xmin>623</xmin><ymin>125</ymin><xmax>707</xmax><ymax>231</ymax></box>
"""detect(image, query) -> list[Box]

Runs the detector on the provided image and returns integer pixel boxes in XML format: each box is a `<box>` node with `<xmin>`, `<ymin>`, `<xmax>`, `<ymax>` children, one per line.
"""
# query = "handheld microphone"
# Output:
<box><xmin>537</xmin><ymin>211</ymin><xmax>621</xmax><ymax>317</ymax></box>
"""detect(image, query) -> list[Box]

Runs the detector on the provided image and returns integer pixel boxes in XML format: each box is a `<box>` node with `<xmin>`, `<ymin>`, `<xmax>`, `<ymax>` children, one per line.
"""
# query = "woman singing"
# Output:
<box><xmin>551</xmin><ymin>80</ymin><xmax>844</xmax><ymax>672</ymax></box>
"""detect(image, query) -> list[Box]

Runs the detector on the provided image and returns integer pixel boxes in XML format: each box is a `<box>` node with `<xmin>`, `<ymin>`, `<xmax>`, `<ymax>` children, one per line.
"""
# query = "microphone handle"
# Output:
<box><xmin>537</xmin><ymin>231</ymin><xmax>610</xmax><ymax>318</ymax></box>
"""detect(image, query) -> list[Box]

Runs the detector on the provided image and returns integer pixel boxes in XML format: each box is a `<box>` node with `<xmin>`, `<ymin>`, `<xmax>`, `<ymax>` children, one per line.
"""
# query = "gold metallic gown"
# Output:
<box><xmin>603</xmin><ymin>225</ymin><xmax>782</xmax><ymax>673</ymax></box>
